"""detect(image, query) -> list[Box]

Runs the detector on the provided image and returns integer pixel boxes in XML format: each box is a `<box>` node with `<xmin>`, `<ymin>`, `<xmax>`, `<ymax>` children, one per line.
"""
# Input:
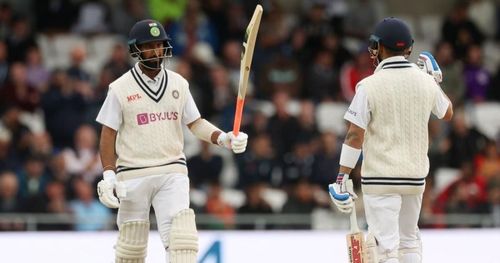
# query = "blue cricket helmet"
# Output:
<box><xmin>369</xmin><ymin>17</ymin><xmax>413</xmax><ymax>52</ymax></box>
<box><xmin>128</xmin><ymin>19</ymin><xmax>172</xmax><ymax>68</ymax></box>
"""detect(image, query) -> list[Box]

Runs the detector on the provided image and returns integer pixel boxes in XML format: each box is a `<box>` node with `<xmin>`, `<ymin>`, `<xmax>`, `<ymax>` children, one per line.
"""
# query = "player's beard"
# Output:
<box><xmin>141</xmin><ymin>57</ymin><xmax>163</xmax><ymax>70</ymax></box>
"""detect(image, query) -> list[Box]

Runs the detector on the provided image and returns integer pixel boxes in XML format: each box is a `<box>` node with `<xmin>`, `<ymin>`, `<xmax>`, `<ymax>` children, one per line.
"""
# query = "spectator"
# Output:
<box><xmin>205</xmin><ymin>182</ymin><xmax>235</xmax><ymax>229</ymax></box>
<box><xmin>237</xmin><ymin>182</ymin><xmax>274</xmax><ymax>230</ymax></box>
<box><xmin>0</xmin><ymin>171</ymin><xmax>24</xmax><ymax>231</ymax></box>
<box><xmin>267</xmin><ymin>90</ymin><xmax>300</xmax><ymax>158</ymax></box>
<box><xmin>41</xmin><ymin>70</ymin><xmax>86</xmax><ymax>149</ymax></box>
<box><xmin>237</xmin><ymin>133</ymin><xmax>277</xmax><ymax>188</ymax></box>
<box><xmin>446</xmin><ymin>109</ymin><xmax>488</xmax><ymax>168</ymax></box>
<box><xmin>311</xmin><ymin>132</ymin><xmax>340</xmax><ymax>187</ymax></box>
<box><xmin>0</xmin><ymin>40</ymin><xmax>9</xmax><ymax>86</ymax></box>
<box><xmin>17</xmin><ymin>154</ymin><xmax>50</xmax><ymax>213</ymax></box>
<box><xmin>340</xmin><ymin>46</ymin><xmax>373</xmax><ymax>102</ymax></box>
<box><xmin>187</xmin><ymin>141</ymin><xmax>223</xmax><ymax>189</ymax></box>
<box><xmin>5</xmin><ymin>16</ymin><xmax>37</xmax><ymax>63</ymax></box>
<box><xmin>103</xmin><ymin>43</ymin><xmax>132</xmax><ymax>80</ymax></box>
<box><xmin>62</xmin><ymin>124</ymin><xmax>101</xmax><ymax>184</ymax></box>
<box><xmin>0</xmin><ymin>171</ymin><xmax>21</xmax><ymax>213</ymax></box>
<box><xmin>441</xmin><ymin>0</ymin><xmax>484</xmax><ymax>59</ymax></box>
<box><xmin>434</xmin><ymin>41</ymin><xmax>466</xmax><ymax>106</ymax></box>
<box><xmin>70</xmin><ymin>178</ymin><xmax>111</xmax><ymax>231</ymax></box>
<box><xmin>474</xmin><ymin>140</ymin><xmax>500</xmax><ymax>182</ymax></box>
<box><xmin>281</xmin><ymin>179</ymin><xmax>318</xmax><ymax>229</ymax></box>
<box><xmin>0</xmin><ymin>62</ymin><xmax>41</xmax><ymax>113</ymax></box>
<box><xmin>39</xmin><ymin>181</ymin><xmax>71</xmax><ymax>231</ymax></box>
<box><xmin>167</xmin><ymin>0</ymin><xmax>219</xmax><ymax>56</ymax></box>
<box><xmin>463</xmin><ymin>45</ymin><xmax>491</xmax><ymax>103</ymax></box>
<box><xmin>25</xmin><ymin>46</ymin><xmax>50</xmax><ymax>93</ymax></box>
<box><xmin>304</xmin><ymin>49</ymin><xmax>340</xmax><ymax>102</ymax></box>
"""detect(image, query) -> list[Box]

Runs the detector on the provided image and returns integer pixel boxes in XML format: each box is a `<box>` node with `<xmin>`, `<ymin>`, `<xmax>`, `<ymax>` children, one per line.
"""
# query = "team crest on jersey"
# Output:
<box><xmin>172</xmin><ymin>90</ymin><xmax>179</xmax><ymax>99</ymax></box>
<box><xmin>127</xmin><ymin>93</ymin><xmax>142</xmax><ymax>102</ymax></box>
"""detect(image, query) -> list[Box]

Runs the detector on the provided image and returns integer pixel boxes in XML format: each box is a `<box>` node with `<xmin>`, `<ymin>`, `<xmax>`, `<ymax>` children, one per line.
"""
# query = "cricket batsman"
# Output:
<box><xmin>95</xmin><ymin>19</ymin><xmax>248</xmax><ymax>263</ymax></box>
<box><xmin>328</xmin><ymin>17</ymin><xmax>453</xmax><ymax>263</ymax></box>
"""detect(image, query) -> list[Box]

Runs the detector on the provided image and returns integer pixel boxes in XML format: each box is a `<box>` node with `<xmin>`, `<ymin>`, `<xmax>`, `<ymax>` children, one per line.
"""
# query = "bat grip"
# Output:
<box><xmin>233</xmin><ymin>97</ymin><xmax>245</xmax><ymax>136</ymax></box>
<box><xmin>350</xmin><ymin>201</ymin><xmax>360</xmax><ymax>233</ymax></box>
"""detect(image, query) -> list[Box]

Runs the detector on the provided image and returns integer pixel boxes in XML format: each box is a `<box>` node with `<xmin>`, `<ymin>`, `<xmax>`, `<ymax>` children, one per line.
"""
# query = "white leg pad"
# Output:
<box><xmin>169</xmin><ymin>209</ymin><xmax>198</xmax><ymax>263</ymax></box>
<box><xmin>364</xmin><ymin>233</ymin><xmax>379</xmax><ymax>263</ymax></box>
<box><xmin>115</xmin><ymin>220</ymin><xmax>150</xmax><ymax>263</ymax></box>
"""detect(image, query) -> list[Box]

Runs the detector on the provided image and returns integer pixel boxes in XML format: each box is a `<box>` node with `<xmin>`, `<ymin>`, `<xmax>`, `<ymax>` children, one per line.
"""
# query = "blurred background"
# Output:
<box><xmin>0</xmin><ymin>0</ymin><xmax>499</xmax><ymax>235</ymax></box>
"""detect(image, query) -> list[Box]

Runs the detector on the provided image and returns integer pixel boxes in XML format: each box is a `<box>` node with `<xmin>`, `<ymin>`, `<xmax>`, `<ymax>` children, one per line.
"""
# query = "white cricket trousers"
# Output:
<box><xmin>117</xmin><ymin>173</ymin><xmax>190</xmax><ymax>250</ymax></box>
<box><xmin>363</xmin><ymin>193</ymin><xmax>423</xmax><ymax>263</ymax></box>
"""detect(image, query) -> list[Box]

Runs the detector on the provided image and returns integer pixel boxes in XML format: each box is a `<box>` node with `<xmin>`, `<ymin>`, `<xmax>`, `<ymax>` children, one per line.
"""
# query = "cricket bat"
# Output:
<box><xmin>232</xmin><ymin>4</ymin><xmax>263</xmax><ymax>136</ymax></box>
<box><xmin>346</xmin><ymin>182</ymin><xmax>365</xmax><ymax>263</ymax></box>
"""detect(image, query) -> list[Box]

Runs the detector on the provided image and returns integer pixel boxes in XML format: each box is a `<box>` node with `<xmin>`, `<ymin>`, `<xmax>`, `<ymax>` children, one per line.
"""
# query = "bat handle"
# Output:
<box><xmin>350</xmin><ymin>201</ymin><xmax>360</xmax><ymax>233</ymax></box>
<box><xmin>233</xmin><ymin>97</ymin><xmax>245</xmax><ymax>136</ymax></box>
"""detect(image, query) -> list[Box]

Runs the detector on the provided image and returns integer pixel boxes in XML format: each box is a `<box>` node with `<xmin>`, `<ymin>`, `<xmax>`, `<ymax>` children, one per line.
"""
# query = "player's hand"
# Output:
<box><xmin>217</xmin><ymin>131</ymin><xmax>248</xmax><ymax>154</ymax></box>
<box><xmin>417</xmin><ymin>51</ymin><xmax>442</xmax><ymax>83</ymax></box>
<box><xmin>328</xmin><ymin>173</ymin><xmax>357</xmax><ymax>214</ymax></box>
<box><xmin>97</xmin><ymin>170</ymin><xmax>126</xmax><ymax>209</ymax></box>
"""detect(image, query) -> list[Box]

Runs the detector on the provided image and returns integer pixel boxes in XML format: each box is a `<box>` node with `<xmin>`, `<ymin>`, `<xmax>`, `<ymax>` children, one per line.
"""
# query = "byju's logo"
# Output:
<box><xmin>136</xmin><ymin>112</ymin><xmax>179</xmax><ymax>125</ymax></box>
<box><xmin>137</xmin><ymin>113</ymin><xmax>149</xmax><ymax>125</ymax></box>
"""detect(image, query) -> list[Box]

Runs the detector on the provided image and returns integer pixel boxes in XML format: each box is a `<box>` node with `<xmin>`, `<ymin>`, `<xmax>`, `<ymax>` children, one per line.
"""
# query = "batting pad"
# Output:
<box><xmin>169</xmin><ymin>209</ymin><xmax>199</xmax><ymax>263</ymax></box>
<box><xmin>115</xmin><ymin>220</ymin><xmax>150</xmax><ymax>263</ymax></box>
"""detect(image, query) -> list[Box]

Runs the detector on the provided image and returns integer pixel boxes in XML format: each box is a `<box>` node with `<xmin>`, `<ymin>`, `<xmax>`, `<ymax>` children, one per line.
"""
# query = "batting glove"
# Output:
<box><xmin>328</xmin><ymin>173</ymin><xmax>357</xmax><ymax>214</ymax></box>
<box><xmin>417</xmin><ymin>51</ymin><xmax>443</xmax><ymax>83</ymax></box>
<box><xmin>97</xmin><ymin>170</ymin><xmax>126</xmax><ymax>209</ymax></box>
<box><xmin>217</xmin><ymin>131</ymin><xmax>248</xmax><ymax>154</ymax></box>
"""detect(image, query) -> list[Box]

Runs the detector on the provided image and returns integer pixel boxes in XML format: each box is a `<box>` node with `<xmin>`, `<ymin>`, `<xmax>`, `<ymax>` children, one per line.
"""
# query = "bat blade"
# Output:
<box><xmin>233</xmin><ymin>4</ymin><xmax>263</xmax><ymax>135</ymax></box>
<box><xmin>346</xmin><ymin>232</ymin><xmax>365</xmax><ymax>263</ymax></box>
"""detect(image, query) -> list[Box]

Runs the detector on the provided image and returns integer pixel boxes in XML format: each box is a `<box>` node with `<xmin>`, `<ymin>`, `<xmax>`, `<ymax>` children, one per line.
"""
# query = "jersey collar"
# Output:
<box><xmin>134</xmin><ymin>62</ymin><xmax>164</xmax><ymax>83</ymax></box>
<box><xmin>375</xmin><ymin>56</ymin><xmax>412</xmax><ymax>73</ymax></box>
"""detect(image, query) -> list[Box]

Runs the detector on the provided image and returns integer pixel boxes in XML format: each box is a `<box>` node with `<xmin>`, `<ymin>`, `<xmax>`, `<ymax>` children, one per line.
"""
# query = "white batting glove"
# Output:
<box><xmin>97</xmin><ymin>170</ymin><xmax>126</xmax><ymax>209</ymax></box>
<box><xmin>417</xmin><ymin>51</ymin><xmax>443</xmax><ymax>83</ymax></box>
<box><xmin>217</xmin><ymin>131</ymin><xmax>248</xmax><ymax>154</ymax></box>
<box><xmin>328</xmin><ymin>173</ymin><xmax>357</xmax><ymax>214</ymax></box>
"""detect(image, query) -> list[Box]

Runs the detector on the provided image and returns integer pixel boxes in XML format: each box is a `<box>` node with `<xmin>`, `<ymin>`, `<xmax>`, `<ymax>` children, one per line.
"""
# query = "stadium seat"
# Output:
<box><xmin>467</xmin><ymin>102</ymin><xmax>500</xmax><ymax>140</ymax></box>
<box><xmin>433</xmin><ymin>167</ymin><xmax>460</xmax><ymax>195</ymax></box>
<box><xmin>316</xmin><ymin>102</ymin><xmax>349</xmax><ymax>136</ymax></box>
<box><xmin>221</xmin><ymin>188</ymin><xmax>246</xmax><ymax>209</ymax></box>
<box><xmin>260</xmin><ymin>188</ymin><xmax>288</xmax><ymax>212</ymax></box>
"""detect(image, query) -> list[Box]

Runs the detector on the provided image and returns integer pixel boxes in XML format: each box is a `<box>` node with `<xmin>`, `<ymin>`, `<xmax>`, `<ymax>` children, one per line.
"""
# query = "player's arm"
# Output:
<box><xmin>95</xmin><ymin>88</ymin><xmax>125</xmax><ymax>208</ymax></box>
<box><xmin>329</xmin><ymin>85</ymin><xmax>369</xmax><ymax>213</ymax></box>
<box><xmin>99</xmin><ymin>125</ymin><xmax>117</xmax><ymax>171</ymax></box>
<box><xmin>339</xmin><ymin>123</ymin><xmax>365</xmax><ymax>175</ymax></box>
<box><xmin>418</xmin><ymin>51</ymin><xmax>453</xmax><ymax>121</ymax></box>
<box><xmin>182</xmin><ymin>81</ymin><xmax>247</xmax><ymax>153</ymax></box>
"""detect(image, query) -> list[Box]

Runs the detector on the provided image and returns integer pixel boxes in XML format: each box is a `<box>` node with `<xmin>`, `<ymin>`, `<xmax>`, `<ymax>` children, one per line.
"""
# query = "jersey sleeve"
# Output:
<box><xmin>344</xmin><ymin>85</ymin><xmax>370</xmax><ymax>129</ymax></box>
<box><xmin>182</xmin><ymin>87</ymin><xmax>201</xmax><ymax>125</ymax></box>
<box><xmin>431</xmin><ymin>86</ymin><xmax>450</xmax><ymax>119</ymax></box>
<box><xmin>96</xmin><ymin>88</ymin><xmax>122</xmax><ymax>131</ymax></box>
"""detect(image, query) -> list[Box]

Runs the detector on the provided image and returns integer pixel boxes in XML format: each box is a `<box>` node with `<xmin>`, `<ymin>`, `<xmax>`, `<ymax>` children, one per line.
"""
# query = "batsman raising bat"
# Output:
<box><xmin>96</xmin><ymin>19</ymin><xmax>248</xmax><ymax>263</ymax></box>
<box><xmin>329</xmin><ymin>17</ymin><xmax>453</xmax><ymax>263</ymax></box>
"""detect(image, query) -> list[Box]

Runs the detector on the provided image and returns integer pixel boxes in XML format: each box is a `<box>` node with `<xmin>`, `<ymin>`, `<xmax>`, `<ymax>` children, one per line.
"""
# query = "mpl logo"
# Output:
<box><xmin>127</xmin><ymin>93</ymin><xmax>142</xmax><ymax>102</ymax></box>
<box><xmin>136</xmin><ymin>112</ymin><xmax>179</xmax><ymax>125</ymax></box>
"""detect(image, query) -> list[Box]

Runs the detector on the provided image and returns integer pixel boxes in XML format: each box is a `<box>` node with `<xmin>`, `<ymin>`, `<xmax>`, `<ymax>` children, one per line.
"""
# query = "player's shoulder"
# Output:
<box><xmin>165</xmin><ymin>69</ymin><xmax>189</xmax><ymax>88</ymax></box>
<box><xmin>109</xmin><ymin>69</ymin><xmax>133</xmax><ymax>90</ymax></box>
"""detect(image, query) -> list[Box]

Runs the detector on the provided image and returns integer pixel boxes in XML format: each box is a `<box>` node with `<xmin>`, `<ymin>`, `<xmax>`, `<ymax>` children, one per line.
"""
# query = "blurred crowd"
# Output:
<box><xmin>0</xmin><ymin>0</ymin><xmax>500</xmax><ymax>231</ymax></box>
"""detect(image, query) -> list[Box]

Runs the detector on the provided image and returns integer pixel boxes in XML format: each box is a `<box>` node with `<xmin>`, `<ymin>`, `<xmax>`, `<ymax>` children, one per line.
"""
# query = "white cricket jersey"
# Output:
<box><xmin>344</xmin><ymin>56</ymin><xmax>450</xmax><ymax>195</ymax></box>
<box><xmin>96</xmin><ymin>63</ymin><xmax>201</xmax><ymax>179</ymax></box>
